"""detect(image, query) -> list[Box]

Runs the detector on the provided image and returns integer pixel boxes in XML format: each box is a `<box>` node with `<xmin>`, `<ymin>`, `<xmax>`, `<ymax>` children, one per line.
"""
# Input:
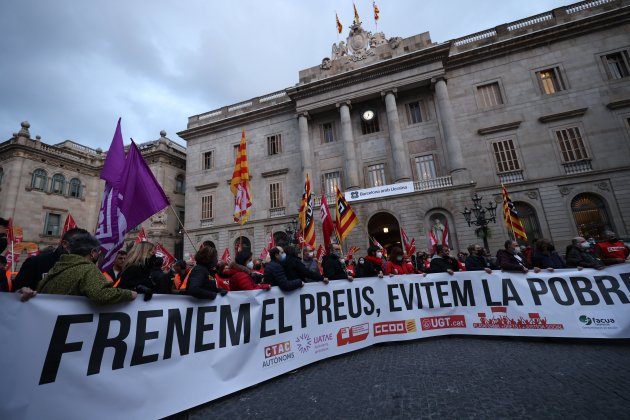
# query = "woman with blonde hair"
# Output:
<box><xmin>116</xmin><ymin>242</ymin><xmax>157</xmax><ymax>295</ymax></box>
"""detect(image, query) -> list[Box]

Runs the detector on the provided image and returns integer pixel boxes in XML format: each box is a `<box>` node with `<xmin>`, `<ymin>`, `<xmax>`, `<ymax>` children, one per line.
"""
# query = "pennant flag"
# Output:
<box><xmin>154</xmin><ymin>243</ymin><xmax>175</xmax><ymax>271</ymax></box>
<box><xmin>336</xmin><ymin>13</ymin><xmax>343</xmax><ymax>34</ymax></box>
<box><xmin>335</xmin><ymin>187</ymin><xmax>358</xmax><ymax>245</ymax></box>
<box><xmin>96</xmin><ymin>119</ymin><xmax>170</xmax><ymax>272</ymax></box>
<box><xmin>401</xmin><ymin>228</ymin><xmax>416</xmax><ymax>256</ymax></box>
<box><xmin>353</xmin><ymin>2</ymin><xmax>360</xmax><ymax>24</ymax></box>
<box><xmin>259</xmin><ymin>247</ymin><xmax>269</xmax><ymax>261</ymax></box>
<box><xmin>60</xmin><ymin>213</ymin><xmax>77</xmax><ymax>243</ymax></box>
<box><xmin>298</xmin><ymin>174</ymin><xmax>316</xmax><ymax>249</ymax></box>
<box><xmin>134</xmin><ymin>227</ymin><xmax>148</xmax><ymax>244</ymax></box>
<box><xmin>502</xmin><ymin>185</ymin><xmax>528</xmax><ymax>241</ymax></box>
<box><xmin>373</xmin><ymin>1</ymin><xmax>380</xmax><ymax>21</ymax></box>
<box><xmin>320</xmin><ymin>194</ymin><xmax>334</xmax><ymax>253</ymax></box>
<box><xmin>230</xmin><ymin>129</ymin><xmax>252</xmax><ymax>225</ymax></box>
<box><xmin>316</xmin><ymin>244</ymin><xmax>324</xmax><ymax>263</ymax></box>
<box><xmin>221</xmin><ymin>248</ymin><xmax>232</xmax><ymax>264</ymax></box>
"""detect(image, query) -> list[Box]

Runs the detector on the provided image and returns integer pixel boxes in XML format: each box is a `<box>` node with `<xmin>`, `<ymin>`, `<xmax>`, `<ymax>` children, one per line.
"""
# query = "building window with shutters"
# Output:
<box><xmin>31</xmin><ymin>169</ymin><xmax>48</xmax><ymax>191</ymax></box>
<box><xmin>267</xmin><ymin>134</ymin><xmax>282</xmax><ymax>156</ymax></box>
<box><xmin>269</xmin><ymin>182</ymin><xmax>284</xmax><ymax>209</ymax></box>
<box><xmin>203</xmin><ymin>151</ymin><xmax>214</xmax><ymax>170</ymax></box>
<box><xmin>322</xmin><ymin>171</ymin><xmax>342</xmax><ymax>195</ymax></box>
<box><xmin>554</xmin><ymin>127</ymin><xmax>589</xmax><ymax>163</ymax></box>
<box><xmin>366</xmin><ymin>163</ymin><xmax>387</xmax><ymax>187</ymax></box>
<box><xmin>414</xmin><ymin>155</ymin><xmax>437</xmax><ymax>180</ymax></box>
<box><xmin>601</xmin><ymin>50</ymin><xmax>630</xmax><ymax>80</ymax></box>
<box><xmin>476</xmin><ymin>82</ymin><xmax>504</xmax><ymax>109</ymax></box>
<box><xmin>43</xmin><ymin>213</ymin><xmax>61</xmax><ymax>236</ymax></box>
<box><xmin>535</xmin><ymin>67</ymin><xmax>566</xmax><ymax>95</ymax></box>
<box><xmin>201</xmin><ymin>195</ymin><xmax>213</xmax><ymax>220</ymax></box>
<box><xmin>69</xmin><ymin>178</ymin><xmax>82</xmax><ymax>198</ymax></box>
<box><xmin>51</xmin><ymin>173</ymin><xmax>65</xmax><ymax>195</ymax></box>
<box><xmin>321</xmin><ymin>122</ymin><xmax>335</xmax><ymax>144</ymax></box>
<box><xmin>406</xmin><ymin>100</ymin><xmax>429</xmax><ymax>125</ymax></box>
<box><xmin>492</xmin><ymin>139</ymin><xmax>524</xmax><ymax>183</ymax></box>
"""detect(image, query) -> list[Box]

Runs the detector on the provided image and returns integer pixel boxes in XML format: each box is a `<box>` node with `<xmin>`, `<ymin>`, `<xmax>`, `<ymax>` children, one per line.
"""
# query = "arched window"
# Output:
<box><xmin>571</xmin><ymin>193</ymin><xmax>613</xmax><ymax>240</ymax></box>
<box><xmin>514</xmin><ymin>202</ymin><xmax>542</xmax><ymax>244</ymax></box>
<box><xmin>234</xmin><ymin>236</ymin><xmax>251</xmax><ymax>253</ymax></box>
<box><xmin>51</xmin><ymin>174</ymin><xmax>66</xmax><ymax>194</ymax></box>
<box><xmin>31</xmin><ymin>169</ymin><xmax>48</xmax><ymax>190</ymax></box>
<box><xmin>69</xmin><ymin>178</ymin><xmax>82</xmax><ymax>198</ymax></box>
<box><xmin>273</xmin><ymin>231</ymin><xmax>289</xmax><ymax>247</ymax></box>
<box><xmin>175</xmin><ymin>174</ymin><xmax>185</xmax><ymax>194</ymax></box>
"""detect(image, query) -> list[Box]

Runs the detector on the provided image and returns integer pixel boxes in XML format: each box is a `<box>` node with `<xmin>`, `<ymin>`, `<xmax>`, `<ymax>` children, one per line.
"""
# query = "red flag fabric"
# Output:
<box><xmin>401</xmin><ymin>228</ymin><xmax>416</xmax><ymax>256</ymax></box>
<box><xmin>346</xmin><ymin>246</ymin><xmax>360</xmax><ymax>260</ymax></box>
<box><xmin>230</xmin><ymin>129</ymin><xmax>252</xmax><ymax>224</ymax></box>
<box><xmin>260</xmin><ymin>248</ymin><xmax>269</xmax><ymax>260</ymax></box>
<box><xmin>371</xmin><ymin>236</ymin><xmax>387</xmax><ymax>257</ymax></box>
<box><xmin>316</xmin><ymin>244</ymin><xmax>324</xmax><ymax>263</ymax></box>
<box><xmin>442</xmin><ymin>219</ymin><xmax>450</xmax><ymax>249</ymax></box>
<box><xmin>221</xmin><ymin>248</ymin><xmax>232</xmax><ymax>264</ymax></box>
<box><xmin>154</xmin><ymin>243</ymin><xmax>175</xmax><ymax>271</ymax></box>
<box><xmin>266</xmin><ymin>231</ymin><xmax>275</xmax><ymax>251</ymax></box>
<box><xmin>428</xmin><ymin>230</ymin><xmax>438</xmax><ymax>255</ymax></box>
<box><xmin>373</xmin><ymin>1</ymin><xmax>380</xmax><ymax>21</ymax></box>
<box><xmin>135</xmin><ymin>227</ymin><xmax>147</xmax><ymax>244</ymax></box>
<box><xmin>502</xmin><ymin>185</ymin><xmax>528</xmax><ymax>241</ymax></box>
<box><xmin>61</xmin><ymin>214</ymin><xmax>77</xmax><ymax>238</ymax></box>
<box><xmin>320</xmin><ymin>194</ymin><xmax>334</xmax><ymax>252</ymax></box>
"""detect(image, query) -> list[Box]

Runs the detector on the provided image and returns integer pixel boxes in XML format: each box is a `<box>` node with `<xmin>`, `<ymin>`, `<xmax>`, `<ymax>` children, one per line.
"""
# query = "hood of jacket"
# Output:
<box><xmin>47</xmin><ymin>254</ymin><xmax>93</xmax><ymax>277</ymax></box>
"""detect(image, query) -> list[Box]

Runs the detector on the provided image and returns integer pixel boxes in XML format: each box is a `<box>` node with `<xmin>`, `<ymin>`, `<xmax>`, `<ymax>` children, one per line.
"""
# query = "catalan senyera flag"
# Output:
<box><xmin>298</xmin><ymin>174</ymin><xmax>316</xmax><ymax>248</ymax></box>
<box><xmin>502</xmin><ymin>185</ymin><xmax>528</xmax><ymax>241</ymax></box>
<box><xmin>336</xmin><ymin>13</ymin><xmax>343</xmax><ymax>34</ymax></box>
<box><xmin>353</xmin><ymin>2</ymin><xmax>360</xmax><ymax>24</ymax></box>
<box><xmin>230</xmin><ymin>129</ymin><xmax>252</xmax><ymax>224</ymax></box>
<box><xmin>373</xmin><ymin>1</ymin><xmax>380</xmax><ymax>21</ymax></box>
<box><xmin>335</xmin><ymin>186</ymin><xmax>358</xmax><ymax>245</ymax></box>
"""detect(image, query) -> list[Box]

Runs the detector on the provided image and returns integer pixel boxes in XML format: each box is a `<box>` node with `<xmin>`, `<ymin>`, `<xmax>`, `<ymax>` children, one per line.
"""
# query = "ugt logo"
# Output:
<box><xmin>295</xmin><ymin>333</ymin><xmax>312</xmax><ymax>353</ymax></box>
<box><xmin>579</xmin><ymin>315</ymin><xmax>592</xmax><ymax>326</ymax></box>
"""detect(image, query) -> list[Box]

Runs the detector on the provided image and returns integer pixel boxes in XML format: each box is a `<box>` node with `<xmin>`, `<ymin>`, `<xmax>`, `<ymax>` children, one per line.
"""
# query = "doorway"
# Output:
<box><xmin>367</xmin><ymin>212</ymin><xmax>401</xmax><ymax>253</ymax></box>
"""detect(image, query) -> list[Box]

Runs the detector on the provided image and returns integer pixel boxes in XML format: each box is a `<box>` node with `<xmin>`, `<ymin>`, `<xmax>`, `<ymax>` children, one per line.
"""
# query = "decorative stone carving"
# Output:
<box><xmin>320</xmin><ymin>57</ymin><xmax>332</xmax><ymax>70</ymax></box>
<box><xmin>525</xmin><ymin>191</ymin><xmax>538</xmax><ymax>200</ymax></box>
<box><xmin>388</xmin><ymin>37</ymin><xmax>402</xmax><ymax>49</ymax></box>
<box><xmin>369</xmin><ymin>32</ymin><xmax>387</xmax><ymax>47</ymax></box>
<box><xmin>494</xmin><ymin>194</ymin><xmax>503</xmax><ymax>204</ymax></box>
<box><xmin>595</xmin><ymin>181</ymin><xmax>610</xmax><ymax>191</ymax></box>
<box><xmin>346</xmin><ymin>23</ymin><xmax>375</xmax><ymax>62</ymax></box>
<box><xmin>559</xmin><ymin>186</ymin><xmax>573</xmax><ymax>196</ymax></box>
<box><xmin>331</xmin><ymin>42</ymin><xmax>348</xmax><ymax>60</ymax></box>
<box><xmin>150</xmin><ymin>210</ymin><xmax>167</xmax><ymax>228</ymax></box>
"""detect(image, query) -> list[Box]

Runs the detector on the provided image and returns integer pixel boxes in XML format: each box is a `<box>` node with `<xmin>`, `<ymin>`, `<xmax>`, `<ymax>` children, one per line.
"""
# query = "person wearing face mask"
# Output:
<box><xmin>496</xmin><ymin>240</ymin><xmax>541</xmax><ymax>274</ymax></box>
<box><xmin>251</xmin><ymin>258</ymin><xmax>265</xmax><ymax>275</ymax></box>
<box><xmin>301</xmin><ymin>246</ymin><xmax>319</xmax><ymax>275</ymax></box>
<box><xmin>36</xmin><ymin>231</ymin><xmax>137</xmax><ymax>304</ymax></box>
<box><xmin>465</xmin><ymin>244</ymin><xmax>496</xmax><ymax>274</ymax></box>
<box><xmin>566</xmin><ymin>236</ymin><xmax>605</xmax><ymax>270</ymax></box>
<box><xmin>595</xmin><ymin>231</ymin><xmax>629</xmax><ymax>265</ymax></box>
<box><xmin>429</xmin><ymin>245</ymin><xmax>460</xmax><ymax>275</ymax></box>
<box><xmin>283</xmin><ymin>245</ymin><xmax>328</xmax><ymax>284</ymax></box>
<box><xmin>385</xmin><ymin>247</ymin><xmax>409</xmax><ymax>275</ymax></box>
<box><xmin>532</xmin><ymin>238</ymin><xmax>565</xmax><ymax>271</ymax></box>
<box><xmin>356</xmin><ymin>246</ymin><xmax>385</xmax><ymax>278</ymax></box>
<box><xmin>225</xmin><ymin>250</ymin><xmax>271</xmax><ymax>291</ymax></box>
<box><xmin>263</xmin><ymin>246</ymin><xmax>304</xmax><ymax>291</ymax></box>
<box><xmin>323</xmin><ymin>244</ymin><xmax>353</xmax><ymax>281</ymax></box>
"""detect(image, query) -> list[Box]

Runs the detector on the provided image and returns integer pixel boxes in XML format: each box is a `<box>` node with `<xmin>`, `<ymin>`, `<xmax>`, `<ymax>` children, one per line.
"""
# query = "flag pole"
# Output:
<box><xmin>168</xmin><ymin>205</ymin><xmax>196</xmax><ymax>251</ymax></box>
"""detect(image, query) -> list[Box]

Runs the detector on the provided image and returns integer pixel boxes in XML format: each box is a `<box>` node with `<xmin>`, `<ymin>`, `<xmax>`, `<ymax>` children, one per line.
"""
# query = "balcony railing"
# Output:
<box><xmin>269</xmin><ymin>207</ymin><xmax>286</xmax><ymax>218</ymax></box>
<box><xmin>313</xmin><ymin>193</ymin><xmax>336</xmax><ymax>207</ymax></box>
<box><xmin>498</xmin><ymin>170</ymin><xmax>525</xmax><ymax>184</ymax></box>
<box><xmin>200</xmin><ymin>218</ymin><xmax>214</xmax><ymax>228</ymax></box>
<box><xmin>563</xmin><ymin>160</ymin><xmax>592</xmax><ymax>174</ymax></box>
<box><xmin>414</xmin><ymin>176</ymin><xmax>453</xmax><ymax>191</ymax></box>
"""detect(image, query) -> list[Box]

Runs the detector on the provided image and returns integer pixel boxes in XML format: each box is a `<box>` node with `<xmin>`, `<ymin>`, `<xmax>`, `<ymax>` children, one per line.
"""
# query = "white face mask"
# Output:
<box><xmin>514</xmin><ymin>246</ymin><xmax>522</xmax><ymax>254</ymax></box>
<box><xmin>306</xmin><ymin>252</ymin><xmax>314</xmax><ymax>258</ymax></box>
<box><xmin>580</xmin><ymin>242</ymin><xmax>591</xmax><ymax>250</ymax></box>
<box><xmin>246</xmin><ymin>261</ymin><xmax>254</xmax><ymax>269</ymax></box>
<box><xmin>339</xmin><ymin>258</ymin><xmax>345</xmax><ymax>264</ymax></box>
<box><xmin>376</xmin><ymin>252</ymin><xmax>383</xmax><ymax>258</ymax></box>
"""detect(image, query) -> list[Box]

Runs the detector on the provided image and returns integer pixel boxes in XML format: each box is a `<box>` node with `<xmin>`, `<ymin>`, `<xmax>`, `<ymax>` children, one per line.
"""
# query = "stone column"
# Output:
<box><xmin>433</xmin><ymin>77</ymin><xmax>469</xmax><ymax>184</ymax></box>
<box><xmin>297</xmin><ymin>113</ymin><xmax>312</xmax><ymax>180</ymax></box>
<box><xmin>383</xmin><ymin>90</ymin><xmax>412</xmax><ymax>182</ymax></box>
<box><xmin>337</xmin><ymin>101</ymin><xmax>360</xmax><ymax>190</ymax></box>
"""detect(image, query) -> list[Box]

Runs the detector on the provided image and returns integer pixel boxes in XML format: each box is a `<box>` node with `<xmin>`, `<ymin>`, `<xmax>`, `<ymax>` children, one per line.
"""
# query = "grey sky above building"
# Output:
<box><xmin>0</xmin><ymin>0</ymin><xmax>570</xmax><ymax>149</ymax></box>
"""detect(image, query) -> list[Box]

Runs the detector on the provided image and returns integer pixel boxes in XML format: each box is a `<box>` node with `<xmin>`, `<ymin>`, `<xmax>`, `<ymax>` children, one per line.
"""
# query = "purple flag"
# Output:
<box><xmin>119</xmin><ymin>141</ymin><xmax>170</xmax><ymax>230</ymax></box>
<box><xmin>101</xmin><ymin>118</ymin><xmax>126</xmax><ymax>187</ymax></box>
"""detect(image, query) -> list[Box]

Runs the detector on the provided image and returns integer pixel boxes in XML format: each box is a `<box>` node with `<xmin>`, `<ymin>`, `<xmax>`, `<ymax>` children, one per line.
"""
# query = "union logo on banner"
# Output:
<box><xmin>473</xmin><ymin>307</ymin><xmax>564</xmax><ymax>330</ymax></box>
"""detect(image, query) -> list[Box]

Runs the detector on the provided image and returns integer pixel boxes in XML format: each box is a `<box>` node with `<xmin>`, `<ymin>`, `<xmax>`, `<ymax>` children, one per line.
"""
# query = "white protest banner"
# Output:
<box><xmin>1</xmin><ymin>265</ymin><xmax>630</xmax><ymax>419</ymax></box>
<box><xmin>344</xmin><ymin>181</ymin><xmax>414</xmax><ymax>202</ymax></box>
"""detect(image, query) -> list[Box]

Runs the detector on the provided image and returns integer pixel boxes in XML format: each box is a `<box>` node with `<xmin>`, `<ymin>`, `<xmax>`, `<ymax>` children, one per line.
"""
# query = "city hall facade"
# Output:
<box><xmin>179</xmin><ymin>0</ymin><xmax>630</xmax><ymax>256</ymax></box>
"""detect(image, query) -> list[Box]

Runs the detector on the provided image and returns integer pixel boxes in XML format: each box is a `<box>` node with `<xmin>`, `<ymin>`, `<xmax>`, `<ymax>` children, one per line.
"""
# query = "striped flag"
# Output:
<box><xmin>335</xmin><ymin>186</ymin><xmax>358</xmax><ymax>245</ymax></box>
<box><xmin>353</xmin><ymin>2</ymin><xmax>360</xmax><ymax>24</ymax></box>
<box><xmin>230</xmin><ymin>129</ymin><xmax>252</xmax><ymax>225</ymax></box>
<box><xmin>502</xmin><ymin>185</ymin><xmax>528</xmax><ymax>241</ymax></box>
<box><xmin>320</xmin><ymin>194</ymin><xmax>334</xmax><ymax>252</ymax></box>
<box><xmin>336</xmin><ymin>13</ymin><xmax>343</xmax><ymax>34</ymax></box>
<box><xmin>298</xmin><ymin>174</ymin><xmax>316</xmax><ymax>248</ymax></box>
<box><xmin>401</xmin><ymin>228</ymin><xmax>416</xmax><ymax>256</ymax></box>
<box><xmin>373</xmin><ymin>1</ymin><xmax>380</xmax><ymax>21</ymax></box>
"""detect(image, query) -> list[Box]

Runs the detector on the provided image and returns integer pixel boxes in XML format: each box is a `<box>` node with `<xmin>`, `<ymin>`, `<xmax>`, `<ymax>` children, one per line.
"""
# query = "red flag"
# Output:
<box><xmin>373</xmin><ymin>1</ymin><xmax>380</xmax><ymax>21</ymax></box>
<box><xmin>442</xmin><ymin>219</ymin><xmax>450</xmax><ymax>249</ymax></box>
<box><xmin>316</xmin><ymin>244</ymin><xmax>324</xmax><ymax>263</ymax></box>
<box><xmin>346</xmin><ymin>246</ymin><xmax>360</xmax><ymax>260</ymax></box>
<box><xmin>6</xmin><ymin>218</ymin><xmax>14</xmax><ymax>245</ymax></box>
<box><xmin>134</xmin><ymin>227</ymin><xmax>147</xmax><ymax>244</ymax></box>
<box><xmin>371</xmin><ymin>236</ymin><xmax>387</xmax><ymax>257</ymax></box>
<box><xmin>230</xmin><ymin>129</ymin><xmax>252</xmax><ymax>224</ymax></box>
<box><xmin>401</xmin><ymin>228</ymin><xmax>416</xmax><ymax>256</ymax></box>
<box><xmin>221</xmin><ymin>248</ymin><xmax>232</xmax><ymax>264</ymax></box>
<box><xmin>154</xmin><ymin>243</ymin><xmax>175</xmax><ymax>271</ymax></box>
<box><xmin>61</xmin><ymin>213</ymin><xmax>77</xmax><ymax>237</ymax></box>
<box><xmin>491</xmin><ymin>307</ymin><xmax>507</xmax><ymax>313</ymax></box>
<box><xmin>428</xmin><ymin>230</ymin><xmax>438</xmax><ymax>255</ymax></box>
<box><xmin>320</xmin><ymin>194</ymin><xmax>334</xmax><ymax>252</ymax></box>
<box><xmin>260</xmin><ymin>247</ymin><xmax>269</xmax><ymax>260</ymax></box>
<box><xmin>266</xmin><ymin>231</ymin><xmax>275</xmax><ymax>251</ymax></box>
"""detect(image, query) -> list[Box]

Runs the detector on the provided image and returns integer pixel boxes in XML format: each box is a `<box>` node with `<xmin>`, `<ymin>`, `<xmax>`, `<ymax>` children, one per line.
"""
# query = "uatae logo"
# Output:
<box><xmin>579</xmin><ymin>314</ymin><xmax>617</xmax><ymax>330</ymax></box>
<box><xmin>295</xmin><ymin>333</ymin><xmax>312</xmax><ymax>353</ymax></box>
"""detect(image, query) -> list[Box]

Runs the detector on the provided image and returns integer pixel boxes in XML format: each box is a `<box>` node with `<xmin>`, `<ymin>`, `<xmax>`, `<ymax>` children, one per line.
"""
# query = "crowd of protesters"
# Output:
<box><xmin>0</xmin><ymin>216</ymin><xmax>628</xmax><ymax>307</ymax></box>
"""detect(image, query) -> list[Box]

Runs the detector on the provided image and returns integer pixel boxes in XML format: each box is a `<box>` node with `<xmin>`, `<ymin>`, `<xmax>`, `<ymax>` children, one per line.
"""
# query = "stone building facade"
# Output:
<box><xmin>178</xmin><ymin>0</ymin><xmax>630</xmax><ymax>257</ymax></box>
<box><xmin>0</xmin><ymin>123</ymin><xmax>187</xmax><ymax>258</ymax></box>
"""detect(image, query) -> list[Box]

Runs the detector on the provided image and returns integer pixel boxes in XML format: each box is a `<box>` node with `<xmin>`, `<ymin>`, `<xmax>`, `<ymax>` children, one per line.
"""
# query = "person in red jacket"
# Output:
<box><xmin>225</xmin><ymin>250</ymin><xmax>271</xmax><ymax>291</ymax></box>
<box><xmin>385</xmin><ymin>247</ymin><xmax>409</xmax><ymax>275</ymax></box>
<box><xmin>595</xmin><ymin>231</ymin><xmax>629</xmax><ymax>265</ymax></box>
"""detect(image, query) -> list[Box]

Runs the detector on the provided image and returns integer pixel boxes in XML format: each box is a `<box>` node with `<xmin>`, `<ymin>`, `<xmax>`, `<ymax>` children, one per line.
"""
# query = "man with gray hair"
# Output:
<box><xmin>565</xmin><ymin>237</ymin><xmax>605</xmax><ymax>270</ymax></box>
<box><xmin>36</xmin><ymin>231</ymin><xmax>137</xmax><ymax>304</ymax></box>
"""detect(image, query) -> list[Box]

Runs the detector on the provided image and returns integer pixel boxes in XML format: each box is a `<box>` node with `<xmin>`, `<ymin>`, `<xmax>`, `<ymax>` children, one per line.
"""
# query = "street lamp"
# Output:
<box><xmin>462</xmin><ymin>193</ymin><xmax>498</xmax><ymax>250</ymax></box>
<box><xmin>284</xmin><ymin>217</ymin><xmax>299</xmax><ymax>245</ymax></box>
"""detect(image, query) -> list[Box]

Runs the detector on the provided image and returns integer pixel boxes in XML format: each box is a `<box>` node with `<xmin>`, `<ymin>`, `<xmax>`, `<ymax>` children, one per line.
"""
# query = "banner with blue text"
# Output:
<box><xmin>1</xmin><ymin>265</ymin><xmax>630</xmax><ymax>419</ymax></box>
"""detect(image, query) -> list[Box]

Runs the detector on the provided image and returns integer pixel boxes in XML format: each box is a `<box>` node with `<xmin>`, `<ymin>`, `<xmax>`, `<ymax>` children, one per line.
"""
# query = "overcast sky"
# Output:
<box><xmin>0</xmin><ymin>0</ymin><xmax>571</xmax><ymax>150</ymax></box>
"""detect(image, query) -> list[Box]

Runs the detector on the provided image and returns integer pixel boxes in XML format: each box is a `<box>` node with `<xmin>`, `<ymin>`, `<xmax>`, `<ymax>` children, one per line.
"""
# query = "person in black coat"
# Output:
<box><xmin>532</xmin><ymin>239</ymin><xmax>565</xmax><ymax>271</ymax></box>
<box><xmin>0</xmin><ymin>255</ymin><xmax>9</xmax><ymax>292</ymax></box>
<box><xmin>186</xmin><ymin>246</ymin><xmax>227</xmax><ymax>299</ymax></box>
<box><xmin>355</xmin><ymin>246</ymin><xmax>385</xmax><ymax>278</ymax></box>
<box><xmin>12</xmin><ymin>228</ymin><xmax>87</xmax><ymax>291</ymax></box>
<box><xmin>323</xmin><ymin>244</ymin><xmax>353</xmax><ymax>281</ymax></box>
<box><xmin>263</xmin><ymin>247</ymin><xmax>303</xmax><ymax>291</ymax></box>
<box><xmin>565</xmin><ymin>237</ymin><xmax>605</xmax><ymax>270</ymax></box>
<box><xmin>429</xmin><ymin>245</ymin><xmax>460</xmax><ymax>275</ymax></box>
<box><xmin>465</xmin><ymin>243</ymin><xmax>496</xmax><ymax>273</ymax></box>
<box><xmin>117</xmin><ymin>242</ymin><xmax>157</xmax><ymax>294</ymax></box>
<box><xmin>0</xmin><ymin>218</ymin><xmax>8</xmax><ymax>255</ymax></box>
<box><xmin>283</xmin><ymin>245</ymin><xmax>328</xmax><ymax>284</ymax></box>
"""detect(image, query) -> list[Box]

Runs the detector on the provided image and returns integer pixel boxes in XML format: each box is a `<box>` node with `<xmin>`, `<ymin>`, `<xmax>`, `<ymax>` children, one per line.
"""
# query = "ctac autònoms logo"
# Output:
<box><xmin>421</xmin><ymin>315</ymin><xmax>466</xmax><ymax>331</ymax></box>
<box><xmin>579</xmin><ymin>314</ymin><xmax>617</xmax><ymax>329</ymax></box>
<box><xmin>262</xmin><ymin>341</ymin><xmax>294</xmax><ymax>368</ymax></box>
<box><xmin>374</xmin><ymin>320</ymin><xmax>417</xmax><ymax>336</ymax></box>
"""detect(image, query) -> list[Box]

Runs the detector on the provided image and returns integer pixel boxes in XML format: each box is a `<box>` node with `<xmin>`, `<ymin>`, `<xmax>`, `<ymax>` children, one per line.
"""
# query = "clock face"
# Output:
<box><xmin>362</xmin><ymin>110</ymin><xmax>375</xmax><ymax>121</ymax></box>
